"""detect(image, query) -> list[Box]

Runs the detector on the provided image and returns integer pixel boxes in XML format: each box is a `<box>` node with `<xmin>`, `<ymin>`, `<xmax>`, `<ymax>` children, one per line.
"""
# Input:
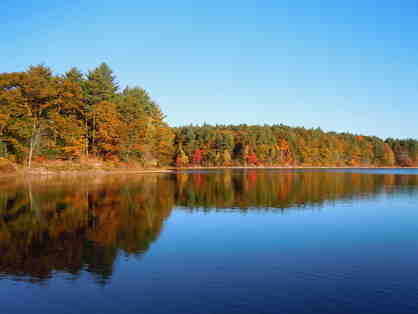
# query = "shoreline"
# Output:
<box><xmin>1</xmin><ymin>165</ymin><xmax>417</xmax><ymax>180</ymax></box>
<box><xmin>173</xmin><ymin>166</ymin><xmax>418</xmax><ymax>170</ymax></box>
<box><xmin>0</xmin><ymin>168</ymin><xmax>175</xmax><ymax>180</ymax></box>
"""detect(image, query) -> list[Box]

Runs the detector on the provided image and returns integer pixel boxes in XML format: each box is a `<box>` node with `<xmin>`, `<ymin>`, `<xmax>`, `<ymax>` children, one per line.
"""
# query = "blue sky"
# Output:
<box><xmin>2</xmin><ymin>1</ymin><xmax>418</xmax><ymax>139</ymax></box>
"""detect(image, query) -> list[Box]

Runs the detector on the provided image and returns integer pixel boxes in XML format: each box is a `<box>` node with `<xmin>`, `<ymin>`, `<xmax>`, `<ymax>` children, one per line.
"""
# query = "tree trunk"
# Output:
<box><xmin>92</xmin><ymin>111</ymin><xmax>96</xmax><ymax>154</ymax></box>
<box><xmin>28</xmin><ymin>120</ymin><xmax>41</xmax><ymax>169</ymax></box>
<box><xmin>28</xmin><ymin>120</ymin><xmax>36</xmax><ymax>168</ymax></box>
<box><xmin>85</xmin><ymin>118</ymin><xmax>89</xmax><ymax>156</ymax></box>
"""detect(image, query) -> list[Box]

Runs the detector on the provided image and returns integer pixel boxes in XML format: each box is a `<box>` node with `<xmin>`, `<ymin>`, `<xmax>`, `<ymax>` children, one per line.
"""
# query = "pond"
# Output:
<box><xmin>1</xmin><ymin>169</ymin><xmax>418</xmax><ymax>313</ymax></box>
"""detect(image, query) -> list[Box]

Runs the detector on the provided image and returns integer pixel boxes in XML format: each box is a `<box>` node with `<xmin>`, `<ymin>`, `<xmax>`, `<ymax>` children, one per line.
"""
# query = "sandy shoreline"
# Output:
<box><xmin>0</xmin><ymin>168</ymin><xmax>174</xmax><ymax>180</ymax></box>
<box><xmin>1</xmin><ymin>165</ymin><xmax>417</xmax><ymax>180</ymax></box>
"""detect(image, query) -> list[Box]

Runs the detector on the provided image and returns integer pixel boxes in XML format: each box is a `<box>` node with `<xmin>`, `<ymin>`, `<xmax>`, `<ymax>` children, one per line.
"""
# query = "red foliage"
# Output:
<box><xmin>193</xmin><ymin>149</ymin><xmax>202</xmax><ymax>165</ymax></box>
<box><xmin>193</xmin><ymin>173</ymin><xmax>204</xmax><ymax>188</ymax></box>
<box><xmin>35</xmin><ymin>156</ymin><xmax>47</xmax><ymax>163</ymax></box>
<box><xmin>104</xmin><ymin>152</ymin><xmax>119</xmax><ymax>162</ymax></box>
<box><xmin>248</xmin><ymin>171</ymin><xmax>257</xmax><ymax>187</ymax></box>
<box><xmin>247</xmin><ymin>151</ymin><xmax>258</xmax><ymax>165</ymax></box>
<box><xmin>400</xmin><ymin>158</ymin><xmax>413</xmax><ymax>167</ymax></box>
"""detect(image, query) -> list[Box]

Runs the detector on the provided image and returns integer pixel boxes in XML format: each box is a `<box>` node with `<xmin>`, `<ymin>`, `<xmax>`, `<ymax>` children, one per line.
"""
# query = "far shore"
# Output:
<box><xmin>174</xmin><ymin>166</ymin><xmax>418</xmax><ymax>170</ymax></box>
<box><xmin>1</xmin><ymin>165</ymin><xmax>417</xmax><ymax>180</ymax></box>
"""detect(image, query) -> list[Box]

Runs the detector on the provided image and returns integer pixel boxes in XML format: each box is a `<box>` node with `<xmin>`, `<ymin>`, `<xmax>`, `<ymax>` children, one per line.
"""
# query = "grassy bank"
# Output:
<box><xmin>1</xmin><ymin>159</ymin><xmax>417</xmax><ymax>179</ymax></box>
<box><xmin>0</xmin><ymin>158</ymin><xmax>173</xmax><ymax>178</ymax></box>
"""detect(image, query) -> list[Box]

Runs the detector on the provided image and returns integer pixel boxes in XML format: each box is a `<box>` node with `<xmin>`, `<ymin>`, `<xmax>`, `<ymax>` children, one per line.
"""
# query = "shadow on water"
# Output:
<box><xmin>0</xmin><ymin>169</ymin><xmax>417</xmax><ymax>284</ymax></box>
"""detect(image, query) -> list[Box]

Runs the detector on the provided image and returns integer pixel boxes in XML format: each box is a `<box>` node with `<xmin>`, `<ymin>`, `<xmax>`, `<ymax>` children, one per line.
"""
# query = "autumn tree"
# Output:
<box><xmin>90</xmin><ymin>101</ymin><xmax>122</xmax><ymax>156</ymax></box>
<box><xmin>193</xmin><ymin>148</ymin><xmax>202</xmax><ymax>165</ymax></box>
<box><xmin>0</xmin><ymin>65</ymin><xmax>85</xmax><ymax>165</ymax></box>
<box><xmin>84</xmin><ymin>63</ymin><xmax>119</xmax><ymax>154</ymax></box>
<box><xmin>176</xmin><ymin>147</ymin><xmax>189</xmax><ymax>167</ymax></box>
<box><xmin>247</xmin><ymin>151</ymin><xmax>258</xmax><ymax>165</ymax></box>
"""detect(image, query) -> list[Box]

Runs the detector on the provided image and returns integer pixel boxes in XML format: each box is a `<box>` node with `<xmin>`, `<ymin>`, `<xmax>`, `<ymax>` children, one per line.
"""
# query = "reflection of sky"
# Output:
<box><xmin>321</xmin><ymin>169</ymin><xmax>418</xmax><ymax>175</ymax></box>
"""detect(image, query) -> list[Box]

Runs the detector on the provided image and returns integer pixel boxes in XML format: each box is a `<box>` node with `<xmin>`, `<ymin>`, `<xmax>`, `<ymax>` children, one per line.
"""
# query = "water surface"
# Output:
<box><xmin>1</xmin><ymin>169</ymin><xmax>418</xmax><ymax>313</ymax></box>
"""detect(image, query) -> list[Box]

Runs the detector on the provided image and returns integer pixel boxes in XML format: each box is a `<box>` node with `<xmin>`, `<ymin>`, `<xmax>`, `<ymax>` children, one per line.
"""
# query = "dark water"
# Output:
<box><xmin>1</xmin><ymin>169</ymin><xmax>418</xmax><ymax>314</ymax></box>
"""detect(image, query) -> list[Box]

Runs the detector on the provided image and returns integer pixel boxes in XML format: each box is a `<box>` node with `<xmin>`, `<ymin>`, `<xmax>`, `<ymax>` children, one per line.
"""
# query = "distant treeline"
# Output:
<box><xmin>1</xmin><ymin>63</ymin><xmax>417</xmax><ymax>167</ymax></box>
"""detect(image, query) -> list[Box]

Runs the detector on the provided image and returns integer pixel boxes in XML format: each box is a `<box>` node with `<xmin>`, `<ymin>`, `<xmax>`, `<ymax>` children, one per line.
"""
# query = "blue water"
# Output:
<box><xmin>1</xmin><ymin>169</ymin><xmax>418</xmax><ymax>313</ymax></box>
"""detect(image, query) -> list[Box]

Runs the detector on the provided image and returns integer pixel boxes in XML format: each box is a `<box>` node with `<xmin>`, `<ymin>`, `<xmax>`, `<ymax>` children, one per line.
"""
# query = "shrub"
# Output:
<box><xmin>0</xmin><ymin>158</ymin><xmax>17</xmax><ymax>173</ymax></box>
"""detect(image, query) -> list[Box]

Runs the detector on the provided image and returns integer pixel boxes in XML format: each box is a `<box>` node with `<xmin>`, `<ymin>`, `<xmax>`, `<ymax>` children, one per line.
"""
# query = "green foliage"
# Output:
<box><xmin>85</xmin><ymin>63</ymin><xmax>118</xmax><ymax>105</ymax></box>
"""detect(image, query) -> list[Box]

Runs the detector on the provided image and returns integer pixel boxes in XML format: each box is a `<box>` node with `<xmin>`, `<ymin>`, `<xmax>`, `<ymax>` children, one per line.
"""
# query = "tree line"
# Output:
<box><xmin>1</xmin><ymin>63</ymin><xmax>417</xmax><ymax>167</ymax></box>
<box><xmin>174</xmin><ymin>124</ymin><xmax>418</xmax><ymax>167</ymax></box>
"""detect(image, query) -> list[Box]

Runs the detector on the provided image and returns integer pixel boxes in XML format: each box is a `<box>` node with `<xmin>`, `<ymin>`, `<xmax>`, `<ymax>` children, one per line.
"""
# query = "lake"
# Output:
<box><xmin>1</xmin><ymin>169</ymin><xmax>418</xmax><ymax>314</ymax></box>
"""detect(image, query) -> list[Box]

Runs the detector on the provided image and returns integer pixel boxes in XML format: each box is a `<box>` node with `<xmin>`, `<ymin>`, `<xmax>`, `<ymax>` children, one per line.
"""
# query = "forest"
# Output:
<box><xmin>0</xmin><ymin>63</ymin><xmax>417</xmax><ymax>168</ymax></box>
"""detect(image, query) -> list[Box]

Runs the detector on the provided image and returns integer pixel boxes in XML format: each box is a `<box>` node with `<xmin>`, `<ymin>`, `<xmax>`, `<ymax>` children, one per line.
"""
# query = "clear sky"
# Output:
<box><xmin>2</xmin><ymin>1</ymin><xmax>418</xmax><ymax>139</ymax></box>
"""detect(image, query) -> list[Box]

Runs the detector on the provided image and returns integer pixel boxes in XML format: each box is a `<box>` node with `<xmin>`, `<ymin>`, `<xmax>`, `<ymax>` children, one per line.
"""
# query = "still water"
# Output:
<box><xmin>1</xmin><ymin>169</ymin><xmax>418</xmax><ymax>314</ymax></box>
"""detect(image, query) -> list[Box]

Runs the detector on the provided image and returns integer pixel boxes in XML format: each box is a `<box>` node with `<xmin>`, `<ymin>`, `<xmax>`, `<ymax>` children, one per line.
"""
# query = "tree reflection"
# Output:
<box><xmin>0</xmin><ymin>174</ymin><xmax>174</xmax><ymax>284</ymax></box>
<box><xmin>0</xmin><ymin>170</ymin><xmax>417</xmax><ymax>284</ymax></box>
